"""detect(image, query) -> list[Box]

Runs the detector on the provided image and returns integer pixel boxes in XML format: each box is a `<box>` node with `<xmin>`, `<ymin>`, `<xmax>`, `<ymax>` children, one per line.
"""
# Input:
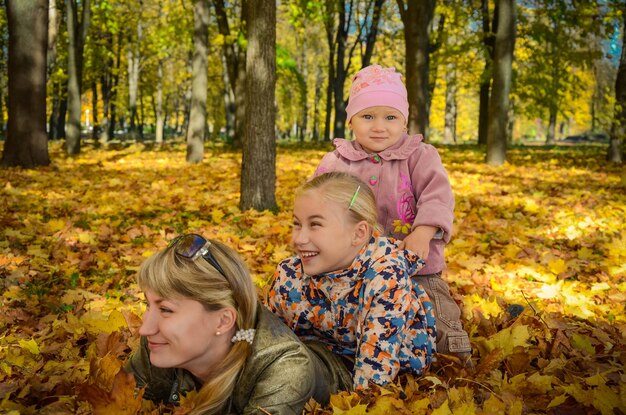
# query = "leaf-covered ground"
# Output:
<box><xmin>0</xmin><ymin>142</ymin><xmax>625</xmax><ymax>414</ymax></box>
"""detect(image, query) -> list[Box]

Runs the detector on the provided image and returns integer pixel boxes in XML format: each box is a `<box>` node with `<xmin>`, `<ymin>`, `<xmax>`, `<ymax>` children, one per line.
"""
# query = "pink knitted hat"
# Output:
<box><xmin>345</xmin><ymin>64</ymin><xmax>409</xmax><ymax>123</ymax></box>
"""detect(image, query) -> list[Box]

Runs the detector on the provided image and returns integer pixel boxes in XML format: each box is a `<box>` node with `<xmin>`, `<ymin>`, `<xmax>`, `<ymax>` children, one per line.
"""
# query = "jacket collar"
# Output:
<box><xmin>333</xmin><ymin>133</ymin><xmax>423</xmax><ymax>162</ymax></box>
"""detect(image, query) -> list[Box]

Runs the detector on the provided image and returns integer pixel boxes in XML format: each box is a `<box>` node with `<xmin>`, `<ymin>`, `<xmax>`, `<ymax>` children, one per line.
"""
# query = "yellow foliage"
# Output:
<box><xmin>479</xmin><ymin>325</ymin><xmax>531</xmax><ymax>357</ymax></box>
<box><xmin>1</xmin><ymin>143</ymin><xmax>625</xmax><ymax>414</ymax></box>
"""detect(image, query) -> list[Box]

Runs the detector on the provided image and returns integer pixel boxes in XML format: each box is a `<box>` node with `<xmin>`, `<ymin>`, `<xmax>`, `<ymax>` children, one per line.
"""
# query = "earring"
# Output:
<box><xmin>216</xmin><ymin>331</ymin><xmax>221</xmax><ymax>336</ymax></box>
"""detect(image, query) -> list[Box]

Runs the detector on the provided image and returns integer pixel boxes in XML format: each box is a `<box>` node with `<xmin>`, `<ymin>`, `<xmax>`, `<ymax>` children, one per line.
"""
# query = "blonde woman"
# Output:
<box><xmin>125</xmin><ymin>234</ymin><xmax>336</xmax><ymax>414</ymax></box>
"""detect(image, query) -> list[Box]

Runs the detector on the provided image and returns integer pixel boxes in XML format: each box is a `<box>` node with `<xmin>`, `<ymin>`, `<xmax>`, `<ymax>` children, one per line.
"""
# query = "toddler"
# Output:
<box><xmin>266</xmin><ymin>172</ymin><xmax>436</xmax><ymax>390</ymax></box>
<box><xmin>315</xmin><ymin>64</ymin><xmax>471</xmax><ymax>359</ymax></box>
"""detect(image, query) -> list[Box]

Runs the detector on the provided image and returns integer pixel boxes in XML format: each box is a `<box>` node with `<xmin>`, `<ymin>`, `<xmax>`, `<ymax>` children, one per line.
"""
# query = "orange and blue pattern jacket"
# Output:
<box><xmin>266</xmin><ymin>236</ymin><xmax>437</xmax><ymax>390</ymax></box>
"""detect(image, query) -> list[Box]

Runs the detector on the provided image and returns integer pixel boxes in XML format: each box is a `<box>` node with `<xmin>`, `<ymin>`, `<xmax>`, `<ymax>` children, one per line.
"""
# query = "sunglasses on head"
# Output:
<box><xmin>169</xmin><ymin>234</ymin><xmax>227</xmax><ymax>278</ymax></box>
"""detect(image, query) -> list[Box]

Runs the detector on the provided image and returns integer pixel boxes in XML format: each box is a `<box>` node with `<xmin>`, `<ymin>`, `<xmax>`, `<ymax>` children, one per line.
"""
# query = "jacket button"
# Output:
<box><xmin>372</xmin><ymin>155</ymin><xmax>380</xmax><ymax>163</ymax></box>
<box><xmin>369</xmin><ymin>175</ymin><xmax>377</xmax><ymax>185</ymax></box>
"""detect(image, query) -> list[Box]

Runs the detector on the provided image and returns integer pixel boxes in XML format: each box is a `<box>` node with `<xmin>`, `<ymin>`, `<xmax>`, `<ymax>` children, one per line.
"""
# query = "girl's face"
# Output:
<box><xmin>291</xmin><ymin>190</ymin><xmax>363</xmax><ymax>275</ymax></box>
<box><xmin>349</xmin><ymin>106</ymin><xmax>407</xmax><ymax>153</ymax></box>
<box><xmin>139</xmin><ymin>289</ymin><xmax>230</xmax><ymax>380</ymax></box>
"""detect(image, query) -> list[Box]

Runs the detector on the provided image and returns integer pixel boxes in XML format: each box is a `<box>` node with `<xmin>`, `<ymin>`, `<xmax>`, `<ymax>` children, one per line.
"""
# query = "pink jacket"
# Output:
<box><xmin>314</xmin><ymin>133</ymin><xmax>454</xmax><ymax>275</ymax></box>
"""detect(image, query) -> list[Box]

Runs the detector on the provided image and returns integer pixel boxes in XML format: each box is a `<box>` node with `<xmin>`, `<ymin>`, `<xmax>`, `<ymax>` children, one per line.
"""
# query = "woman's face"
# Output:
<box><xmin>139</xmin><ymin>289</ymin><xmax>230</xmax><ymax>380</ymax></box>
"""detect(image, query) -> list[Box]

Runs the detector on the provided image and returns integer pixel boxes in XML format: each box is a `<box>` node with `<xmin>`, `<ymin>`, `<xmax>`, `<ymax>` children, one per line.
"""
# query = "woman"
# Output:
<box><xmin>125</xmin><ymin>234</ymin><xmax>338</xmax><ymax>414</ymax></box>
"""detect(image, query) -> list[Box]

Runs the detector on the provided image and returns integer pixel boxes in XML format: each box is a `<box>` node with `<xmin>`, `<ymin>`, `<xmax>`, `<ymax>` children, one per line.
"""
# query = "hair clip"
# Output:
<box><xmin>231</xmin><ymin>328</ymin><xmax>255</xmax><ymax>345</ymax></box>
<box><xmin>349</xmin><ymin>185</ymin><xmax>361</xmax><ymax>209</ymax></box>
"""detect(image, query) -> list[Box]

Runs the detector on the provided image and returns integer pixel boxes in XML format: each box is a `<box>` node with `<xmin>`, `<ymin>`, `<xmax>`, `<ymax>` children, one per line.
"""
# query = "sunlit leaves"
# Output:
<box><xmin>0</xmin><ymin>142</ymin><xmax>624</xmax><ymax>413</ymax></box>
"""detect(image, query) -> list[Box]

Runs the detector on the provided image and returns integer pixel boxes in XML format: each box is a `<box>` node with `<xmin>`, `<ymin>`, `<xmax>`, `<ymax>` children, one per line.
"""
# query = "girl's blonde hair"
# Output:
<box><xmin>138</xmin><ymin>239</ymin><xmax>257</xmax><ymax>415</ymax></box>
<box><xmin>298</xmin><ymin>171</ymin><xmax>380</xmax><ymax>233</ymax></box>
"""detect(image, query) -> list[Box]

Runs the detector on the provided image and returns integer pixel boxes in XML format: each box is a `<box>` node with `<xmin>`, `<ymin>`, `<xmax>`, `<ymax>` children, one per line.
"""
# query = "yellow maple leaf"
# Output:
<box><xmin>577</xmin><ymin>246</ymin><xmax>594</xmax><ymax>260</ymax></box>
<box><xmin>406</xmin><ymin>397</ymin><xmax>430</xmax><ymax>413</ymax></box>
<box><xmin>78</xmin><ymin>231</ymin><xmax>96</xmax><ymax>245</ymax></box>
<box><xmin>46</xmin><ymin>219</ymin><xmax>66</xmax><ymax>233</ymax></box>
<box><xmin>481</xmin><ymin>395</ymin><xmax>507</xmax><ymax>414</ymax></box>
<box><xmin>548</xmin><ymin>258</ymin><xmax>567</xmax><ymax>275</ymax></box>
<box><xmin>80</xmin><ymin>310</ymin><xmax>128</xmax><ymax>335</ymax></box>
<box><xmin>570</xmin><ymin>332</ymin><xmax>595</xmax><ymax>355</ymax></box>
<box><xmin>211</xmin><ymin>208</ymin><xmax>225</xmax><ymax>223</ymax></box>
<box><xmin>482</xmin><ymin>324</ymin><xmax>531</xmax><ymax>357</ymax></box>
<box><xmin>431</xmin><ymin>400</ymin><xmax>451</xmax><ymax>415</ymax></box>
<box><xmin>18</xmin><ymin>339</ymin><xmax>40</xmax><ymax>356</ymax></box>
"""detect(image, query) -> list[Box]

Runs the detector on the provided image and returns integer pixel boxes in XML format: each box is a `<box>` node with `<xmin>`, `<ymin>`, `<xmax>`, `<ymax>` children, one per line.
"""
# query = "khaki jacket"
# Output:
<box><xmin>125</xmin><ymin>305</ymin><xmax>350</xmax><ymax>414</ymax></box>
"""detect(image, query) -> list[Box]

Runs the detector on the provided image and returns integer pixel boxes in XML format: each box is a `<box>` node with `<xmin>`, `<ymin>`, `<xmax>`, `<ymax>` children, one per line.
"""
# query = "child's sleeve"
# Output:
<box><xmin>352</xmin><ymin>262</ymin><xmax>413</xmax><ymax>389</ymax></box>
<box><xmin>410</xmin><ymin>145</ymin><xmax>455</xmax><ymax>242</ymax></box>
<box><xmin>265</xmin><ymin>261</ymin><xmax>294</xmax><ymax>326</ymax></box>
<box><xmin>265</xmin><ymin>259</ymin><xmax>312</xmax><ymax>337</ymax></box>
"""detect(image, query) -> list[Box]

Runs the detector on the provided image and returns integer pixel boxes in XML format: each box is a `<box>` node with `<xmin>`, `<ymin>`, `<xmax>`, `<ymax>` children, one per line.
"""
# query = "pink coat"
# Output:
<box><xmin>314</xmin><ymin>133</ymin><xmax>454</xmax><ymax>275</ymax></box>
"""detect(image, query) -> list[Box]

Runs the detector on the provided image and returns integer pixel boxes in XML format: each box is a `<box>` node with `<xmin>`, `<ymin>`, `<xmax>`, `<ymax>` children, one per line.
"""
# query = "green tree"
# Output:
<box><xmin>516</xmin><ymin>0</ymin><xmax>602</xmax><ymax>144</ymax></box>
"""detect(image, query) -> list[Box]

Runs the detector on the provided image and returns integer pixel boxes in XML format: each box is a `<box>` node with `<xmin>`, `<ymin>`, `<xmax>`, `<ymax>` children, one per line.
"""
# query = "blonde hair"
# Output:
<box><xmin>299</xmin><ymin>172</ymin><xmax>380</xmax><ymax>233</ymax></box>
<box><xmin>138</xmin><ymin>239</ymin><xmax>258</xmax><ymax>415</ymax></box>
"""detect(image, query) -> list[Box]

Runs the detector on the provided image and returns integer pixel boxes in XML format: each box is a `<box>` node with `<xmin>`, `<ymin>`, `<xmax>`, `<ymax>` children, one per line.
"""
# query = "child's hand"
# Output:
<box><xmin>399</xmin><ymin>225</ymin><xmax>438</xmax><ymax>260</ymax></box>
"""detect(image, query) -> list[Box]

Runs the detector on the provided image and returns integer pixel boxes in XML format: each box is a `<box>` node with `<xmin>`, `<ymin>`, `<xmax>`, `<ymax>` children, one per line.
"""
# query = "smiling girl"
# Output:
<box><xmin>266</xmin><ymin>172</ymin><xmax>437</xmax><ymax>390</ymax></box>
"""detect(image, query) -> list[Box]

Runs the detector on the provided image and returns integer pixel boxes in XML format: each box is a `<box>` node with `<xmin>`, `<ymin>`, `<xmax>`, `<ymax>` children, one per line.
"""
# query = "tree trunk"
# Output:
<box><xmin>323</xmin><ymin>12</ymin><xmax>335</xmax><ymax>142</ymax></box>
<box><xmin>607</xmin><ymin>6</ymin><xmax>625</xmax><ymax>163</ymax></box>
<box><xmin>212</xmin><ymin>0</ymin><xmax>246</xmax><ymax>147</ymax></box>
<box><xmin>108</xmin><ymin>32</ymin><xmax>122</xmax><ymax>140</ymax></box>
<box><xmin>47</xmin><ymin>0</ymin><xmax>59</xmax><ymax>78</ymax></box>
<box><xmin>546</xmin><ymin>108</ymin><xmax>557</xmax><ymax>144</ymax></box>
<box><xmin>65</xmin><ymin>0</ymin><xmax>90</xmax><ymax>155</ymax></box>
<box><xmin>1</xmin><ymin>0</ymin><xmax>50</xmax><ymax>168</ymax></box>
<box><xmin>361</xmin><ymin>0</ymin><xmax>384</xmax><ymax>68</ymax></box>
<box><xmin>0</xmin><ymin>21</ymin><xmax>5</xmax><ymax>137</ymax></box>
<box><xmin>298</xmin><ymin>39</ymin><xmax>308</xmax><ymax>142</ymax></box>
<box><xmin>155</xmin><ymin>60</ymin><xmax>164</xmax><ymax>144</ymax></box>
<box><xmin>91</xmin><ymin>80</ymin><xmax>98</xmax><ymax>140</ymax></box>
<box><xmin>240</xmin><ymin>0</ymin><xmax>276</xmax><ymax>211</ymax></box>
<box><xmin>49</xmin><ymin>81</ymin><xmax>61</xmax><ymax>140</ymax></box>
<box><xmin>398</xmin><ymin>0</ymin><xmax>436</xmax><ymax>138</ymax></box>
<box><xmin>443</xmin><ymin>63</ymin><xmax>457</xmax><ymax>144</ymax></box>
<box><xmin>186</xmin><ymin>0</ymin><xmax>209</xmax><ymax>163</ymax></box>
<box><xmin>58</xmin><ymin>90</ymin><xmax>67</xmax><ymax>139</ymax></box>
<box><xmin>99</xmin><ymin>33</ymin><xmax>113</xmax><ymax>145</ymax></box>
<box><xmin>313</xmin><ymin>65</ymin><xmax>323</xmax><ymax>141</ymax></box>
<box><xmin>220</xmin><ymin>54</ymin><xmax>235</xmax><ymax>141</ymax></box>
<box><xmin>486</xmin><ymin>0</ymin><xmax>515</xmax><ymax>166</ymax></box>
<box><xmin>127</xmin><ymin>20</ymin><xmax>141</xmax><ymax>142</ymax></box>
<box><xmin>332</xmin><ymin>1</ymin><xmax>349</xmax><ymax>139</ymax></box>
<box><xmin>478</xmin><ymin>0</ymin><xmax>497</xmax><ymax>145</ymax></box>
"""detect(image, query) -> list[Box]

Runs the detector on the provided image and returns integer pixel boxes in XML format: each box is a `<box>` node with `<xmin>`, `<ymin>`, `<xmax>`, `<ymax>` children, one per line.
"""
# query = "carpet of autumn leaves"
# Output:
<box><xmin>0</xmin><ymin>141</ymin><xmax>625</xmax><ymax>415</ymax></box>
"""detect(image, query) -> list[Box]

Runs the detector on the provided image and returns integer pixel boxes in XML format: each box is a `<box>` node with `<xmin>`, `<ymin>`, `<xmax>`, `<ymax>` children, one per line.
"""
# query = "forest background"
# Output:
<box><xmin>0</xmin><ymin>0</ymin><xmax>625</xmax><ymax>414</ymax></box>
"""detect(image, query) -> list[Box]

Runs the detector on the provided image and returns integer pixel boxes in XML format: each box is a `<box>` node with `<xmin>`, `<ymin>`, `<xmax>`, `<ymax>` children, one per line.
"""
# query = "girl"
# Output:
<box><xmin>125</xmin><ymin>234</ymin><xmax>335</xmax><ymax>414</ymax></box>
<box><xmin>266</xmin><ymin>172</ymin><xmax>436</xmax><ymax>390</ymax></box>
<box><xmin>314</xmin><ymin>64</ymin><xmax>471</xmax><ymax>358</ymax></box>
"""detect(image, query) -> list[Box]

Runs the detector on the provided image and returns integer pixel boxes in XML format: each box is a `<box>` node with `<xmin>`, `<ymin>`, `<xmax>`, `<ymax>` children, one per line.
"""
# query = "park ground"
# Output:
<box><xmin>0</xmin><ymin>141</ymin><xmax>625</xmax><ymax>414</ymax></box>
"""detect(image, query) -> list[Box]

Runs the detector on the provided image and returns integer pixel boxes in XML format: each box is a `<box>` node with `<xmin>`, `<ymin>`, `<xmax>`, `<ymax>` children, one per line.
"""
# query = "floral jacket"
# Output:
<box><xmin>315</xmin><ymin>134</ymin><xmax>454</xmax><ymax>275</ymax></box>
<box><xmin>266</xmin><ymin>236</ymin><xmax>437</xmax><ymax>390</ymax></box>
